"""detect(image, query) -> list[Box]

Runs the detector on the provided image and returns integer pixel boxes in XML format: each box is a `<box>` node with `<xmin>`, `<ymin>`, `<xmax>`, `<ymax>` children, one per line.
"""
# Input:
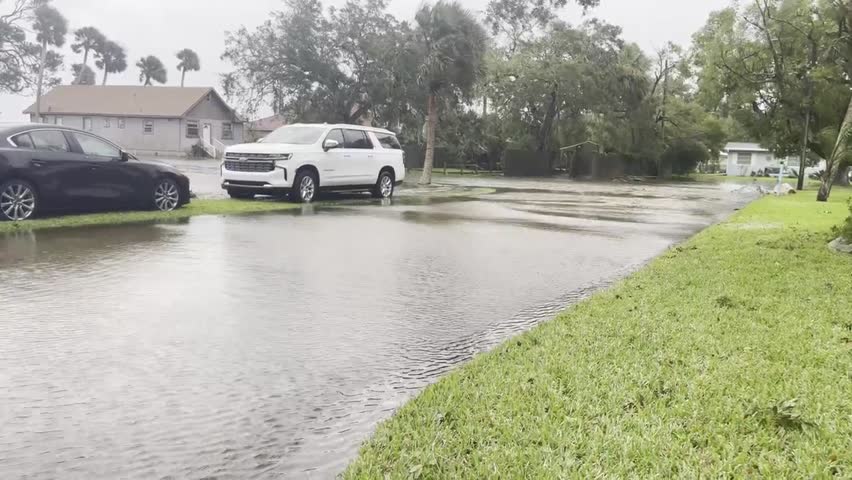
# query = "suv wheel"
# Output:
<box><xmin>372</xmin><ymin>171</ymin><xmax>395</xmax><ymax>199</ymax></box>
<box><xmin>153</xmin><ymin>178</ymin><xmax>181</xmax><ymax>212</ymax></box>
<box><xmin>291</xmin><ymin>170</ymin><xmax>318</xmax><ymax>203</ymax></box>
<box><xmin>0</xmin><ymin>180</ymin><xmax>38</xmax><ymax>221</ymax></box>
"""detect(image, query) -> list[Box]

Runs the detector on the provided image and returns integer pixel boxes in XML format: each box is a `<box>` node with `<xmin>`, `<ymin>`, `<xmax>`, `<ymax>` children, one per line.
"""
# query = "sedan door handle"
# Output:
<box><xmin>31</xmin><ymin>160</ymin><xmax>45</xmax><ymax>168</ymax></box>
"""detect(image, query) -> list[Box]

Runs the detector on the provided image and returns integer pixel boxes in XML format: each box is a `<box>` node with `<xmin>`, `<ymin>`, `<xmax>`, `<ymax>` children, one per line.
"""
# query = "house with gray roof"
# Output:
<box><xmin>24</xmin><ymin>85</ymin><xmax>245</xmax><ymax>157</ymax></box>
<box><xmin>724</xmin><ymin>142</ymin><xmax>800</xmax><ymax>177</ymax></box>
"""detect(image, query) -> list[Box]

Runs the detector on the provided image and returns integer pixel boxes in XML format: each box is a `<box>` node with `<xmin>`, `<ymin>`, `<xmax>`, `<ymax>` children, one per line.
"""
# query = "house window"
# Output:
<box><xmin>83</xmin><ymin>117</ymin><xmax>93</xmax><ymax>132</ymax></box>
<box><xmin>54</xmin><ymin>117</ymin><xmax>63</xmax><ymax>126</ymax></box>
<box><xmin>118</xmin><ymin>118</ymin><xmax>126</xmax><ymax>129</ymax></box>
<box><xmin>144</xmin><ymin>121</ymin><xmax>154</xmax><ymax>135</ymax></box>
<box><xmin>186</xmin><ymin>120</ymin><xmax>199</xmax><ymax>138</ymax></box>
<box><xmin>104</xmin><ymin>118</ymin><xmax>111</xmax><ymax>129</ymax></box>
<box><xmin>736</xmin><ymin>152</ymin><xmax>752</xmax><ymax>165</ymax></box>
<box><xmin>222</xmin><ymin>123</ymin><xmax>233</xmax><ymax>140</ymax></box>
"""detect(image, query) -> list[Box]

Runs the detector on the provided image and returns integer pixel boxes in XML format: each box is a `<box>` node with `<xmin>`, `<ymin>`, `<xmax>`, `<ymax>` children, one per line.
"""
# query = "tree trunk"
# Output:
<box><xmin>102</xmin><ymin>69</ymin><xmax>109</xmax><ymax>86</ymax></box>
<box><xmin>538</xmin><ymin>86</ymin><xmax>558</xmax><ymax>152</ymax></box>
<box><xmin>35</xmin><ymin>40</ymin><xmax>47</xmax><ymax>122</ymax></box>
<box><xmin>83</xmin><ymin>49</ymin><xmax>89</xmax><ymax>67</ymax></box>
<box><xmin>181</xmin><ymin>69</ymin><xmax>186</xmax><ymax>87</ymax></box>
<box><xmin>797</xmin><ymin>107</ymin><xmax>811</xmax><ymax>191</ymax></box>
<box><xmin>817</xmin><ymin>95</ymin><xmax>852</xmax><ymax>202</ymax></box>
<box><xmin>419</xmin><ymin>94</ymin><xmax>438</xmax><ymax>185</ymax></box>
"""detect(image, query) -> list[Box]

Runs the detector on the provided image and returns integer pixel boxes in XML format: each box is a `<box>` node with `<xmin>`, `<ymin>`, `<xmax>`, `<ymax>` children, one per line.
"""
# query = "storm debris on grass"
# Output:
<box><xmin>346</xmin><ymin>193</ymin><xmax>852</xmax><ymax>478</ymax></box>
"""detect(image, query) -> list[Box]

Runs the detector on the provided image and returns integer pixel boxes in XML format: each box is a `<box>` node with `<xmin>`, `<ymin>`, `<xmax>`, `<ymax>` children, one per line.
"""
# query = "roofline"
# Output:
<box><xmin>21</xmin><ymin>110</ymin><xmax>245</xmax><ymax>123</ymax></box>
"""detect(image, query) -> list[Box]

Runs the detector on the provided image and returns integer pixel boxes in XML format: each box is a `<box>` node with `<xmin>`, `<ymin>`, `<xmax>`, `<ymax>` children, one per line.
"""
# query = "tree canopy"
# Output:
<box><xmin>176</xmin><ymin>48</ymin><xmax>200</xmax><ymax>87</ymax></box>
<box><xmin>136</xmin><ymin>55</ymin><xmax>167</xmax><ymax>86</ymax></box>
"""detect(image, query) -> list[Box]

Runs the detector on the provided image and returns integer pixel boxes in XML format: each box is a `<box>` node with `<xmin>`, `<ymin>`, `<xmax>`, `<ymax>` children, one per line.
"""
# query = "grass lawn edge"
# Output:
<box><xmin>0</xmin><ymin>199</ymin><xmax>305</xmax><ymax>235</ymax></box>
<box><xmin>345</xmin><ymin>192</ymin><xmax>852</xmax><ymax>478</ymax></box>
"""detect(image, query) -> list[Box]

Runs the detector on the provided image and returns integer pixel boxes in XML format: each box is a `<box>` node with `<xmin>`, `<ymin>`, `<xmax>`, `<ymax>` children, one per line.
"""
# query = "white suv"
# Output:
<box><xmin>221</xmin><ymin>124</ymin><xmax>406</xmax><ymax>203</ymax></box>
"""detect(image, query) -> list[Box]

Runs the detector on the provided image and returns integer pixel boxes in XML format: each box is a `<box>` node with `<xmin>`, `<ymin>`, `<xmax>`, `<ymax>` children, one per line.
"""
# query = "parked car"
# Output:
<box><xmin>0</xmin><ymin>124</ymin><xmax>190</xmax><ymax>221</ymax></box>
<box><xmin>221</xmin><ymin>124</ymin><xmax>406</xmax><ymax>203</ymax></box>
<box><xmin>758</xmin><ymin>166</ymin><xmax>798</xmax><ymax>178</ymax></box>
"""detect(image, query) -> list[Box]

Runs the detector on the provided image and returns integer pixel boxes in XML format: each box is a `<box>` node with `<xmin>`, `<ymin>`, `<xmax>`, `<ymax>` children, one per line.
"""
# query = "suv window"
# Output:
<box><xmin>376</xmin><ymin>133</ymin><xmax>401</xmax><ymax>150</ymax></box>
<box><xmin>74</xmin><ymin>133</ymin><xmax>121</xmax><ymax>158</ymax></box>
<box><xmin>11</xmin><ymin>133</ymin><xmax>35</xmax><ymax>149</ymax></box>
<box><xmin>343</xmin><ymin>129</ymin><xmax>373</xmax><ymax>149</ymax></box>
<box><xmin>29</xmin><ymin>130</ymin><xmax>70</xmax><ymax>152</ymax></box>
<box><xmin>326</xmin><ymin>129</ymin><xmax>344</xmax><ymax>146</ymax></box>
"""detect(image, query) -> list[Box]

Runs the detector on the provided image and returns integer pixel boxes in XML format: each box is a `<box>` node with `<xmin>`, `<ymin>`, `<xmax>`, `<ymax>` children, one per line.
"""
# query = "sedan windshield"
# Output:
<box><xmin>263</xmin><ymin>126</ymin><xmax>325</xmax><ymax>145</ymax></box>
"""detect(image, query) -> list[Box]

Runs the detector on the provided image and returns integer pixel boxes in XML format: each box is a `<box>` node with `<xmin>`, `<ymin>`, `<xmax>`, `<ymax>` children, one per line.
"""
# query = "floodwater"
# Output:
<box><xmin>0</xmin><ymin>174</ymin><xmax>755</xmax><ymax>479</ymax></box>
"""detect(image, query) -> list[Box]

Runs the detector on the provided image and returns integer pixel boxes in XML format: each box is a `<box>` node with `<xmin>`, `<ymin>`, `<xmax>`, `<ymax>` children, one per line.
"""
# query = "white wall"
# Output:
<box><xmin>726</xmin><ymin>150</ymin><xmax>783</xmax><ymax>176</ymax></box>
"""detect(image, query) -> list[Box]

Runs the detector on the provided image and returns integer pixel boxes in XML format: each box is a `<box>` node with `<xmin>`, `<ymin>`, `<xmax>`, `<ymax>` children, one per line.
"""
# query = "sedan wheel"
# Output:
<box><xmin>153</xmin><ymin>178</ymin><xmax>180</xmax><ymax>212</ymax></box>
<box><xmin>0</xmin><ymin>180</ymin><xmax>38</xmax><ymax>221</ymax></box>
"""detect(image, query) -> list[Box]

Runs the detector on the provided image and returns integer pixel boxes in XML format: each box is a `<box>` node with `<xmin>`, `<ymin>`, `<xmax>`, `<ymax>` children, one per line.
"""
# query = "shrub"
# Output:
<box><xmin>662</xmin><ymin>140</ymin><xmax>710</xmax><ymax>175</ymax></box>
<box><xmin>842</xmin><ymin>199</ymin><xmax>852</xmax><ymax>241</ymax></box>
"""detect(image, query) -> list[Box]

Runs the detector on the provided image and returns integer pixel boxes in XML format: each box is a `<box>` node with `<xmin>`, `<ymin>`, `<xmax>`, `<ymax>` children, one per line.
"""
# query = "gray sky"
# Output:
<box><xmin>0</xmin><ymin>0</ymin><xmax>730</xmax><ymax>122</ymax></box>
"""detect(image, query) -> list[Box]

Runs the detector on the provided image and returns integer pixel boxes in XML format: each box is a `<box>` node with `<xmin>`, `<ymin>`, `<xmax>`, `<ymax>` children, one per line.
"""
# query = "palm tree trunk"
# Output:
<box><xmin>35</xmin><ymin>40</ymin><xmax>47</xmax><ymax>122</ymax></box>
<box><xmin>817</xmin><ymin>95</ymin><xmax>852</xmax><ymax>201</ymax></box>
<box><xmin>181</xmin><ymin>69</ymin><xmax>186</xmax><ymax>87</ymax></box>
<box><xmin>83</xmin><ymin>49</ymin><xmax>89</xmax><ymax>66</ymax></box>
<box><xmin>102</xmin><ymin>69</ymin><xmax>109</xmax><ymax>86</ymax></box>
<box><xmin>420</xmin><ymin>94</ymin><xmax>438</xmax><ymax>185</ymax></box>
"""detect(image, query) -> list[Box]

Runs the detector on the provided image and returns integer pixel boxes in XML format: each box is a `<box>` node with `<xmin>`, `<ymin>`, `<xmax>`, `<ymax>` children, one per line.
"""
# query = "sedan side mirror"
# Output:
<box><xmin>323</xmin><ymin>139</ymin><xmax>340</xmax><ymax>151</ymax></box>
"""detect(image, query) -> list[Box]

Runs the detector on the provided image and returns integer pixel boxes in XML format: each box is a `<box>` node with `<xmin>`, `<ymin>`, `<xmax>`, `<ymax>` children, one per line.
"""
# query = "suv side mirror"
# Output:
<box><xmin>120</xmin><ymin>150</ymin><xmax>130</xmax><ymax>162</ymax></box>
<box><xmin>323</xmin><ymin>139</ymin><xmax>340</xmax><ymax>151</ymax></box>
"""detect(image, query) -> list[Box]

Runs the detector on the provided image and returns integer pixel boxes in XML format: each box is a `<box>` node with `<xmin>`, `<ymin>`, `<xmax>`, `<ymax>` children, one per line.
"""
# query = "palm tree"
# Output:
<box><xmin>95</xmin><ymin>41</ymin><xmax>128</xmax><ymax>85</ymax></box>
<box><xmin>136</xmin><ymin>55</ymin><xmax>168</xmax><ymax>86</ymax></box>
<box><xmin>176</xmin><ymin>48</ymin><xmax>201</xmax><ymax>87</ymax></box>
<box><xmin>71</xmin><ymin>27</ymin><xmax>106</xmax><ymax>67</ymax></box>
<box><xmin>33</xmin><ymin>4</ymin><xmax>68</xmax><ymax>120</ymax></box>
<box><xmin>415</xmin><ymin>1</ymin><xmax>487</xmax><ymax>185</ymax></box>
<box><xmin>71</xmin><ymin>64</ymin><xmax>96</xmax><ymax>85</ymax></box>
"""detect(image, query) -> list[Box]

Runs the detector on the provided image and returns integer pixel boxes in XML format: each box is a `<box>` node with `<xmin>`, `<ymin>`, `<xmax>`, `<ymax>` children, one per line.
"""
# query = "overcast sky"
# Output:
<box><xmin>0</xmin><ymin>0</ymin><xmax>730</xmax><ymax>122</ymax></box>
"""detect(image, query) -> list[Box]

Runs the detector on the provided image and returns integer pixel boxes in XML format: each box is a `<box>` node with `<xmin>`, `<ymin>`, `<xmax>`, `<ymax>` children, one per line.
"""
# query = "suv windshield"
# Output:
<box><xmin>263</xmin><ymin>126</ymin><xmax>325</xmax><ymax>145</ymax></box>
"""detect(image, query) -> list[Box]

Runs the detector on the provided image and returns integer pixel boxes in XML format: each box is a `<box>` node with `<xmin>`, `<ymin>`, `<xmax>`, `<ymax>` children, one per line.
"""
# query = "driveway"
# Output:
<box><xmin>0</xmin><ymin>174</ymin><xmax>755</xmax><ymax>479</ymax></box>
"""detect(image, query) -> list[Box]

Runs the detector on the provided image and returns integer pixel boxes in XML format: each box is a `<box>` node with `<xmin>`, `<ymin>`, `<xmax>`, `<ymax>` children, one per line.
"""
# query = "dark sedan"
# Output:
<box><xmin>0</xmin><ymin>124</ymin><xmax>190</xmax><ymax>221</ymax></box>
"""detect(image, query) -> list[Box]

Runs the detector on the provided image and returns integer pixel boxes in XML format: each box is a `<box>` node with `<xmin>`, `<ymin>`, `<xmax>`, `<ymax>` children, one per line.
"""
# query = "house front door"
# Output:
<box><xmin>202</xmin><ymin>124</ymin><xmax>212</xmax><ymax>144</ymax></box>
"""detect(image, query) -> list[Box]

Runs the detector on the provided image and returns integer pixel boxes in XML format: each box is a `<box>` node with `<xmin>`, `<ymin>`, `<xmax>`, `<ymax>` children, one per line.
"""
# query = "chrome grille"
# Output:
<box><xmin>224</xmin><ymin>160</ymin><xmax>275</xmax><ymax>173</ymax></box>
<box><xmin>225</xmin><ymin>152</ymin><xmax>291</xmax><ymax>161</ymax></box>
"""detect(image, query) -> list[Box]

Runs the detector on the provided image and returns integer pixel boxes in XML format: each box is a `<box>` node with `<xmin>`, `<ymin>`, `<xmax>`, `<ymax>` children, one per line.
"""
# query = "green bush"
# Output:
<box><xmin>842</xmin><ymin>200</ymin><xmax>852</xmax><ymax>241</ymax></box>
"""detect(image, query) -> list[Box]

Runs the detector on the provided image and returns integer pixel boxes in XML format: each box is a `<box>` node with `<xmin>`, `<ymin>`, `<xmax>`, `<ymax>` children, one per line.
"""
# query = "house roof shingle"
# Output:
<box><xmin>724</xmin><ymin>142</ymin><xmax>769</xmax><ymax>153</ymax></box>
<box><xmin>23</xmin><ymin>85</ymin><xmax>234</xmax><ymax>119</ymax></box>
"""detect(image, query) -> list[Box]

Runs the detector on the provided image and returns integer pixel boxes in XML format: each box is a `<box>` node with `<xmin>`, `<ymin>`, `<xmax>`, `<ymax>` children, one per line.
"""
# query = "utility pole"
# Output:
<box><xmin>797</xmin><ymin>24</ymin><xmax>818</xmax><ymax>191</ymax></box>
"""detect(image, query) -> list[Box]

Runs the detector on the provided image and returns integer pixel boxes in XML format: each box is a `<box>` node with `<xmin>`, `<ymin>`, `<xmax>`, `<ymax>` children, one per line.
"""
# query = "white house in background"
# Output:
<box><xmin>724</xmin><ymin>142</ymin><xmax>800</xmax><ymax>176</ymax></box>
<box><xmin>24</xmin><ymin>85</ymin><xmax>245</xmax><ymax>157</ymax></box>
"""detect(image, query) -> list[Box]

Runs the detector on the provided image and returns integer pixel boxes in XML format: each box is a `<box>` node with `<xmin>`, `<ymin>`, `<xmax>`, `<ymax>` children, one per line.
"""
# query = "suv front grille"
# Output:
<box><xmin>224</xmin><ymin>160</ymin><xmax>276</xmax><ymax>173</ymax></box>
<box><xmin>225</xmin><ymin>152</ymin><xmax>291</xmax><ymax>161</ymax></box>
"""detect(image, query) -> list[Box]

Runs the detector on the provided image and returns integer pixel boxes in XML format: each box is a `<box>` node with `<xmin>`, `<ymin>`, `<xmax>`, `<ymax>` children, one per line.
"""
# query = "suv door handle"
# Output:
<box><xmin>32</xmin><ymin>160</ymin><xmax>45</xmax><ymax>168</ymax></box>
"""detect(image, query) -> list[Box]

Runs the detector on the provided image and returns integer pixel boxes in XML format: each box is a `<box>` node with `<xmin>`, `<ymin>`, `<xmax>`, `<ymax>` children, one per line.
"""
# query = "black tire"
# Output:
<box><xmin>228</xmin><ymin>189</ymin><xmax>255</xmax><ymax>200</ymax></box>
<box><xmin>290</xmin><ymin>169</ymin><xmax>318</xmax><ymax>203</ymax></box>
<box><xmin>152</xmin><ymin>178</ymin><xmax>181</xmax><ymax>212</ymax></box>
<box><xmin>0</xmin><ymin>179</ymin><xmax>39</xmax><ymax>221</ymax></box>
<box><xmin>372</xmin><ymin>170</ymin><xmax>395</xmax><ymax>199</ymax></box>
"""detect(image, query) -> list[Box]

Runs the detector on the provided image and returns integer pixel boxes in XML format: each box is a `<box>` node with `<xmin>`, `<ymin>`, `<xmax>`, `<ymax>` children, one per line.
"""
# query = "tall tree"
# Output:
<box><xmin>71</xmin><ymin>64</ymin><xmax>96</xmax><ymax>85</ymax></box>
<box><xmin>176</xmin><ymin>48</ymin><xmax>200</xmax><ymax>87</ymax></box>
<box><xmin>223</xmin><ymin>0</ymin><xmax>415</xmax><ymax>124</ymax></box>
<box><xmin>71</xmin><ymin>26</ymin><xmax>105</xmax><ymax>67</ymax></box>
<box><xmin>136</xmin><ymin>55</ymin><xmax>167</xmax><ymax>86</ymax></box>
<box><xmin>414</xmin><ymin>1</ymin><xmax>487</xmax><ymax>185</ymax></box>
<box><xmin>0</xmin><ymin>0</ymin><xmax>48</xmax><ymax>95</ymax></box>
<box><xmin>32</xmin><ymin>3</ymin><xmax>67</xmax><ymax>120</ymax></box>
<box><xmin>94</xmin><ymin>40</ymin><xmax>127</xmax><ymax>85</ymax></box>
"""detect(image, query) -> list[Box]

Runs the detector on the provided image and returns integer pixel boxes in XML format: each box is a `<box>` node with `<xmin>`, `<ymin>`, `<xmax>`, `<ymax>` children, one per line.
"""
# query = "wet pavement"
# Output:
<box><xmin>0</xmin><ymin>167</ymin><xmax>757</xmax><ymax>479</ymax></box>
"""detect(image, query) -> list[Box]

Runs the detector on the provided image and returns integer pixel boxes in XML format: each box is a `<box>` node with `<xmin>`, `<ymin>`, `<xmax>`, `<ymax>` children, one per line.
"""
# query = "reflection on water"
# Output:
<box><xmin>0</xmin><ymin>181</ymin><xmax>755</xmax><ymax>479</ymax></box>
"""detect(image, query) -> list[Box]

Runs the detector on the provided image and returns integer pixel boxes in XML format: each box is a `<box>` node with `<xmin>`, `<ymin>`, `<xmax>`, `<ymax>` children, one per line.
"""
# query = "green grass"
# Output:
<box><xmin>0</xmin><ymin>199</ymin><xmax>302</xmax><ymax>234</ymax></box>
<box><xmin>346</xmin><ymin>192</ymin><xmax>852</xmax><ymax>478</ymax></box>
<box><xmin>694</xmin><ymin>173</ymin><xmax>824</xmax><ymax>189</ymax></box>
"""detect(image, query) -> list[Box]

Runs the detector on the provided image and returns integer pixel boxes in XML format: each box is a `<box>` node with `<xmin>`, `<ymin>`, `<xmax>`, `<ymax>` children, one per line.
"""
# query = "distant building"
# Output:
<box><xmin>24</xmin><ymin>85</ymin><xmax>245</xmax><ymax>157</ymax></box>
<box><xmin>724</xmin><ymin>142</ymin><xmax>800</xmax><ymax>177</ymax></box>
<box><xmin>247</xmin><ymin>114</ymin><xmax>288</xmax><ymax>142</ymax></box>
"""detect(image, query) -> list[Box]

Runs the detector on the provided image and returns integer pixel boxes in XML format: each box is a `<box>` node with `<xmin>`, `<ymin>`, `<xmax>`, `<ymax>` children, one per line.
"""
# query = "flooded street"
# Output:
<box><xmin>0</xmin><ymin>174</ymin><xmax>755</xmax><ymax>479</ymax></box>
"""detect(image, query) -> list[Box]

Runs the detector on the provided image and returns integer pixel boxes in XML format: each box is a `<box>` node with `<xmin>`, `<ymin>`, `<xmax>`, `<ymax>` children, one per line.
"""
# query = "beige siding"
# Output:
<box><xmin>33</xmin><ymin>110</ymin><xmax>244</xmax><ymax>156</ymax></box>
<box><xmin>183</xmin><ymin>94</ymin><xmax>245</xmax><ymax>146</ymax></box>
